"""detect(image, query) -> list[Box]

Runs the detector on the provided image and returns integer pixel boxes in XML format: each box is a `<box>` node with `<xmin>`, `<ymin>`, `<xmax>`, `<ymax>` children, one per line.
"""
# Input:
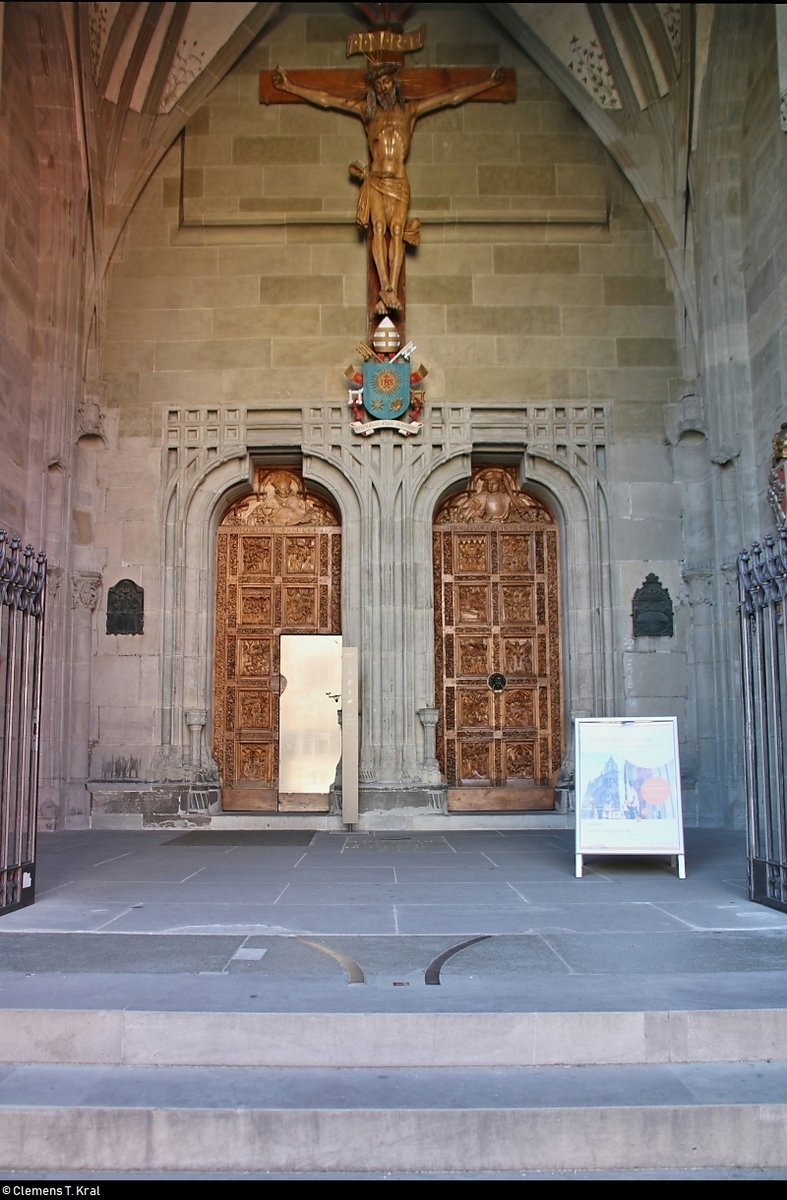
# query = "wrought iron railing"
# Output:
<box><xmin>737</xmin><ymin>530</ymin><xmax>787</xmax><ymax>913</ymax></box>
<box><xmin>0</xmin><ymin>531</ymin><xmax>47</xmax><ymax>916</ymax></box>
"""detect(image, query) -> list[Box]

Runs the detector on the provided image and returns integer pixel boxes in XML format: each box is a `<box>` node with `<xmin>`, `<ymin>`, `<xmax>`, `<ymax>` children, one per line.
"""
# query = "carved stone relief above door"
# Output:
<box><xmin>433</xmin><ymin>467</ymin><xmax>563</xmax><ymax>811</ymax></box>
<box><xmin>212</xmin><ymin>468</ymin><xmax>341</xmax><ymax>811</ymax></box>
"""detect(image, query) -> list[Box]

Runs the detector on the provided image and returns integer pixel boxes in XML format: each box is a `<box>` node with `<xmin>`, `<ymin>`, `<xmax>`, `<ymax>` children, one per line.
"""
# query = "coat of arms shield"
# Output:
<box><xmin>362</xmin><ymin>361</ymin><xmax>410</xmax><ymax>422</ymax></box>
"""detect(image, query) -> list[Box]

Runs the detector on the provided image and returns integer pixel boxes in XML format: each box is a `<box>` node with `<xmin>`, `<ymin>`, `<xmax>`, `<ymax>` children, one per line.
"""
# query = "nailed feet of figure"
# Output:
<box><xmin>376</xmin><ymin>283</ymin><xmax>402</xmax><ymax>314</ymax></box>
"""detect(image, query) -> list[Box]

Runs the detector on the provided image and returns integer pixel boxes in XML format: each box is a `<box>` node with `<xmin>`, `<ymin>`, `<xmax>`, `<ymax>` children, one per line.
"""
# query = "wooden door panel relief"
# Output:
<box><xmin>213</xmin><ymin>468</ymin><xmax>341</xmax><ymax>812</ymax></box>
<box><xmin>433</xmin><ymin>467</ymin><xmax>562</xmax><ymax>811</ymax></box>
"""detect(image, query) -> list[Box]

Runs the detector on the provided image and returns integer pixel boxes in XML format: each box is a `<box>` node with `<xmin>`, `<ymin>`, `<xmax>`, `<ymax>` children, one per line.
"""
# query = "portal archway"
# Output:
<box><xmin>212</xmin><ymin>467</ymin><xmax>342</xmax><ymax>811</ymax></box>
<box><xmin>433</xmin><ymin>466</ymin><xmax>562</xmax><ymax>811</ymax></box>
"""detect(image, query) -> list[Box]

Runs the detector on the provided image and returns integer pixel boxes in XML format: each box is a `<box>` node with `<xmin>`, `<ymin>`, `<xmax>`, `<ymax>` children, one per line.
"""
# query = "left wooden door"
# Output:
<box><xmin>212</xmin><ymin>468</ymin><xmax>341</xmax><ymax>811</ymax></box>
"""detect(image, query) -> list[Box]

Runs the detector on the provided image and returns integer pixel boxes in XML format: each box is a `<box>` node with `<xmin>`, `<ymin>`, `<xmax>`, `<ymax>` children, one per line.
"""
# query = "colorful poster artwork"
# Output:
<box><xmin>575</xmin><ymin>718</ymin><xmax>684</xmax><ymax>856</ymax></box>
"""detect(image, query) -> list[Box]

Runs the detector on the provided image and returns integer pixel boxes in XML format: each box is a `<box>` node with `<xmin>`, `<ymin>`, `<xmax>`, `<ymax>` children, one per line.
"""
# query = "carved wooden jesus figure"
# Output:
<box><xmin>272</xmin><ymin>61</ymin><xmax>507</xmax><ymax>315</ymax></box>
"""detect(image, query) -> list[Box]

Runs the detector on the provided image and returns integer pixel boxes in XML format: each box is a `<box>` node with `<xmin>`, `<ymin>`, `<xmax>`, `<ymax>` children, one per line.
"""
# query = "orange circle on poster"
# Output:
<box><xmin>641</xmin><ymin>776</ymin><xmax>670</xmax><ymax>805</ymax></box>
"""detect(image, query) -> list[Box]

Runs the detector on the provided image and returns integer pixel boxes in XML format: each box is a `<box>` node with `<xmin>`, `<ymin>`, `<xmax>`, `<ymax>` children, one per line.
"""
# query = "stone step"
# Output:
<box><xmin>3</xmin><ymin>1005</ymin><xmax>785</xmax><ymax>1174</ymax></box>
<box><xmin>2</xmin><ymin>1005</ymin><xmax>786</xmax><ymax>1068</ymax></box>
<box><xmin>1</xmin><ymin>1060</ymin><xmax>787</xmax><ymax>1174</ymax></box>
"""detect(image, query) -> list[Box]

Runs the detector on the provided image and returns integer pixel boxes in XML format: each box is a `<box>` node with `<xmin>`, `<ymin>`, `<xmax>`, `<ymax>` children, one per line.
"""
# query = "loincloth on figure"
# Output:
<box><xmin>352</xmin><ymin>166</ymin><xmax>421</xmax><ymax>246</ymax></box>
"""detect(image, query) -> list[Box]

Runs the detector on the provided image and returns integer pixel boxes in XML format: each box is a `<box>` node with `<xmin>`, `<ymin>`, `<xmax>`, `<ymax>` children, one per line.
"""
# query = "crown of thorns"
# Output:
<box><xmin>365</xmin><ymin>61</ymin><xmax>400</xmax><ymax>82</ymax></box>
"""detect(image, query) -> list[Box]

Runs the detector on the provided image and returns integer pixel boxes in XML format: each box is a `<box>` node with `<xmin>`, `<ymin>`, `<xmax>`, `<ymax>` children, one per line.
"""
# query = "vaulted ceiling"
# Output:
<box><xmin>83</xmin><ymin>3</ymin><xmax>687</xmax><ymax>119</ymax></box>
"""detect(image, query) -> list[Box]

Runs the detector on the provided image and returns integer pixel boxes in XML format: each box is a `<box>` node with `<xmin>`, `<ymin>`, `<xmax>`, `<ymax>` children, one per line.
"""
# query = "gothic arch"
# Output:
<box><xmin>412</xmin><ymin>449</ymin><xmax>613</xmax><ymax>782</ymax></box>
<box><xmin>162</xmin><ymin>451</ymin><xmax>360</xmax><ymax>781</ymax></box>
<box><xmin>162</xmin><ymin>454</ymin><xmax>253</xmax><ymax>772</ymax></box>
<box><xmin>519</xmin><ymin>450</ymin><xmax>615</xmax><ymax>723</ymax></box>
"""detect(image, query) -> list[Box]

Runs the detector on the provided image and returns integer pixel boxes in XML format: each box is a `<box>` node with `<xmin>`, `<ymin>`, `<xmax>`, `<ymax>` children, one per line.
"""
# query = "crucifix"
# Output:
<box><xmin>259</xmin><ymin>4</ymin><xmax>515</xmax><ymax>343</ymax></box>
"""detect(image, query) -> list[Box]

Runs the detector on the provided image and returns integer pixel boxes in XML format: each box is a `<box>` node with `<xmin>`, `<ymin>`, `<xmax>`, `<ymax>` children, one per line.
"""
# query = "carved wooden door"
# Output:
<box><xmin>212</xmin><ymin>468</ymin><xmax>341</xmax><ymax>811</ymax></box>
<box><xmin>433</xmin><ymin>467</ymin><xmax>562</xmax><ymax>810</ymax></box>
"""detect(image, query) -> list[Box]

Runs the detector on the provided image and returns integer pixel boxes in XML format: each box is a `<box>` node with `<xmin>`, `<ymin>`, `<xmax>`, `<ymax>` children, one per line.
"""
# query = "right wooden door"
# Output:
<box><xmin>433</xmin><ymin>467</ymin><xmax>563</xmax><ymax>811</ymax></box>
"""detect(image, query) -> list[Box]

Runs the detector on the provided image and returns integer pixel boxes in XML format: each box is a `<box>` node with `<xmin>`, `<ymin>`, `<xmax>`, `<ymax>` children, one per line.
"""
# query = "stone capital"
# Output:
<box><xmin>71</xmin><ymin>572</ymin><xmax>102</xmax><ymax>612</ymax></box>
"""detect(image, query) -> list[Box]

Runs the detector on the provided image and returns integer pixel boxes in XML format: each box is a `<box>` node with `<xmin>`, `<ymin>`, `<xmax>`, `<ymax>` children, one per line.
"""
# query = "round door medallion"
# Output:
<box><xmin>488</xmin><ymin>672</ymin><xmax>507</xmax><ymax>693</ymax></box>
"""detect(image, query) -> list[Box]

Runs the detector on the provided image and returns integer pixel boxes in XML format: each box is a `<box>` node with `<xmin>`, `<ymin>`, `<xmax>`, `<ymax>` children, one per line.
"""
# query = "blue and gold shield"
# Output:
<box><xmin>362</xmin><ymin>361</ymin><xmax>410</xmax><ymax>421</ymax></box>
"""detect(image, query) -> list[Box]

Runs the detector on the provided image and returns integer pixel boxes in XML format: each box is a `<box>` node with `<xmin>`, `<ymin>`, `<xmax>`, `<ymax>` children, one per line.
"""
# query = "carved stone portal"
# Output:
<box><xmin>212</xmin><ymin>468</ymin><xmax>341</xmax><ymax>811</ymax></box>
<box><xmin>433</xmin><ymin>467</ymin><xmax>562</xmax><ymax>811</ymax></box>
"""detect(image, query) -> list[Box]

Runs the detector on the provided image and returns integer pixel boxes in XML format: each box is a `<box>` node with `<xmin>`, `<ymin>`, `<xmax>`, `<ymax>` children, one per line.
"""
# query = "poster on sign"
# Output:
<box><xmin>574</xmin><ymin>717</ymin><xmax>685</xmax><ymax>879</ymax></box>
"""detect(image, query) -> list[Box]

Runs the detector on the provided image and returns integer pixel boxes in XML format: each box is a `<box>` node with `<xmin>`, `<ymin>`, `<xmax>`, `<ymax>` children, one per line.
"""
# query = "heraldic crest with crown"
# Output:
<box><xmin>345</xmin><ymin>317</ymin><xmax>427</xmax><ymax>437</ymax></box>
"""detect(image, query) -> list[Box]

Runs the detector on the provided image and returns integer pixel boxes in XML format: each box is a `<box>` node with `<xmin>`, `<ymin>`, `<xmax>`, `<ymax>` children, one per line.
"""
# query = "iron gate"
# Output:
<box><xmin>0</xmin><ymin>530</ymin><xmax>47</xmax><ymax>916</ymax></box>
<box><xmin>738</xmin><ymin>530</ymin><xmax>787</xmax><ymax>913</ymax></box>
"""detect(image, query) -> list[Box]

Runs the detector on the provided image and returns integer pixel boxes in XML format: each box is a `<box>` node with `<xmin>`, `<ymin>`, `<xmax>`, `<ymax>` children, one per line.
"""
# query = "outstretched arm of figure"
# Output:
<box><xmin>413</xmin><ymin>67</ymin><xmax>509</xmax><ymax>117</ymax></box>
<box><xmin>272</xmin><ymin>66</ymin><xmax>362</xmax><ymax>115</ymax></box>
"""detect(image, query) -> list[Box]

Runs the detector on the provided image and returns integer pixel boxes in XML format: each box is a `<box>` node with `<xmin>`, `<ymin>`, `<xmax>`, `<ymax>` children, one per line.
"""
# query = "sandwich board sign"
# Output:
<box><xmin>574</xmin><ymin>717</ymin><xmax>685</xmax><ymax>879</ymax></box>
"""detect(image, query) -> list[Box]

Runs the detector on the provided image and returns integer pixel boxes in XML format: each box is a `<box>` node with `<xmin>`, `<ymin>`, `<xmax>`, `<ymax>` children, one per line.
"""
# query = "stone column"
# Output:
<box><xmin>184</xmin><ymin>708</ymin><xmax>207</xmax><ymax>769</ymax></box>
<box><xmin>417</xmin><ymin>707</ymin><xmax>442</xmax><ymax>786</ymax></box>
<box><xmin>356</xmin><ymin>439</ymin><xmax>423</xmax><ymax>788</ymax></box>
<box><xmin>67</xmin><ymin>571</ymin><xmax>101</xmax><ymax>826</ymax></box>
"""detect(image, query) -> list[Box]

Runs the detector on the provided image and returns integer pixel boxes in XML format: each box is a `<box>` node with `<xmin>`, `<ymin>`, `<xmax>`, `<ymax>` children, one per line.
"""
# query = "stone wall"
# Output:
<box><xmin>742</xmin><ymin>3</ymin><xmax>787</xmax><ymax>531</ymax></box>
<box><xmin>3</xmin><ymin>3</ymin><xmax>781</xmax><ymax>830</ymax></box>
<box><xmin>0</xmin><ymin>3</ymin><xmax>40</xmax><ymax>535</ymax></box>
<box><xmin>96</xmin><ymin>3</ymin><xmax>688</xmax><ymax>821</ymax></box>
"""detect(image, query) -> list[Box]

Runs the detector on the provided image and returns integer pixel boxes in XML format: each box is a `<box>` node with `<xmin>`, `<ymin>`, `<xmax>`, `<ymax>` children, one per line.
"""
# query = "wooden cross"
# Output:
<box><xmin>259</xmin><ymin>12</ymin><xmax>515</xmax><ymax>342</ymax></box>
